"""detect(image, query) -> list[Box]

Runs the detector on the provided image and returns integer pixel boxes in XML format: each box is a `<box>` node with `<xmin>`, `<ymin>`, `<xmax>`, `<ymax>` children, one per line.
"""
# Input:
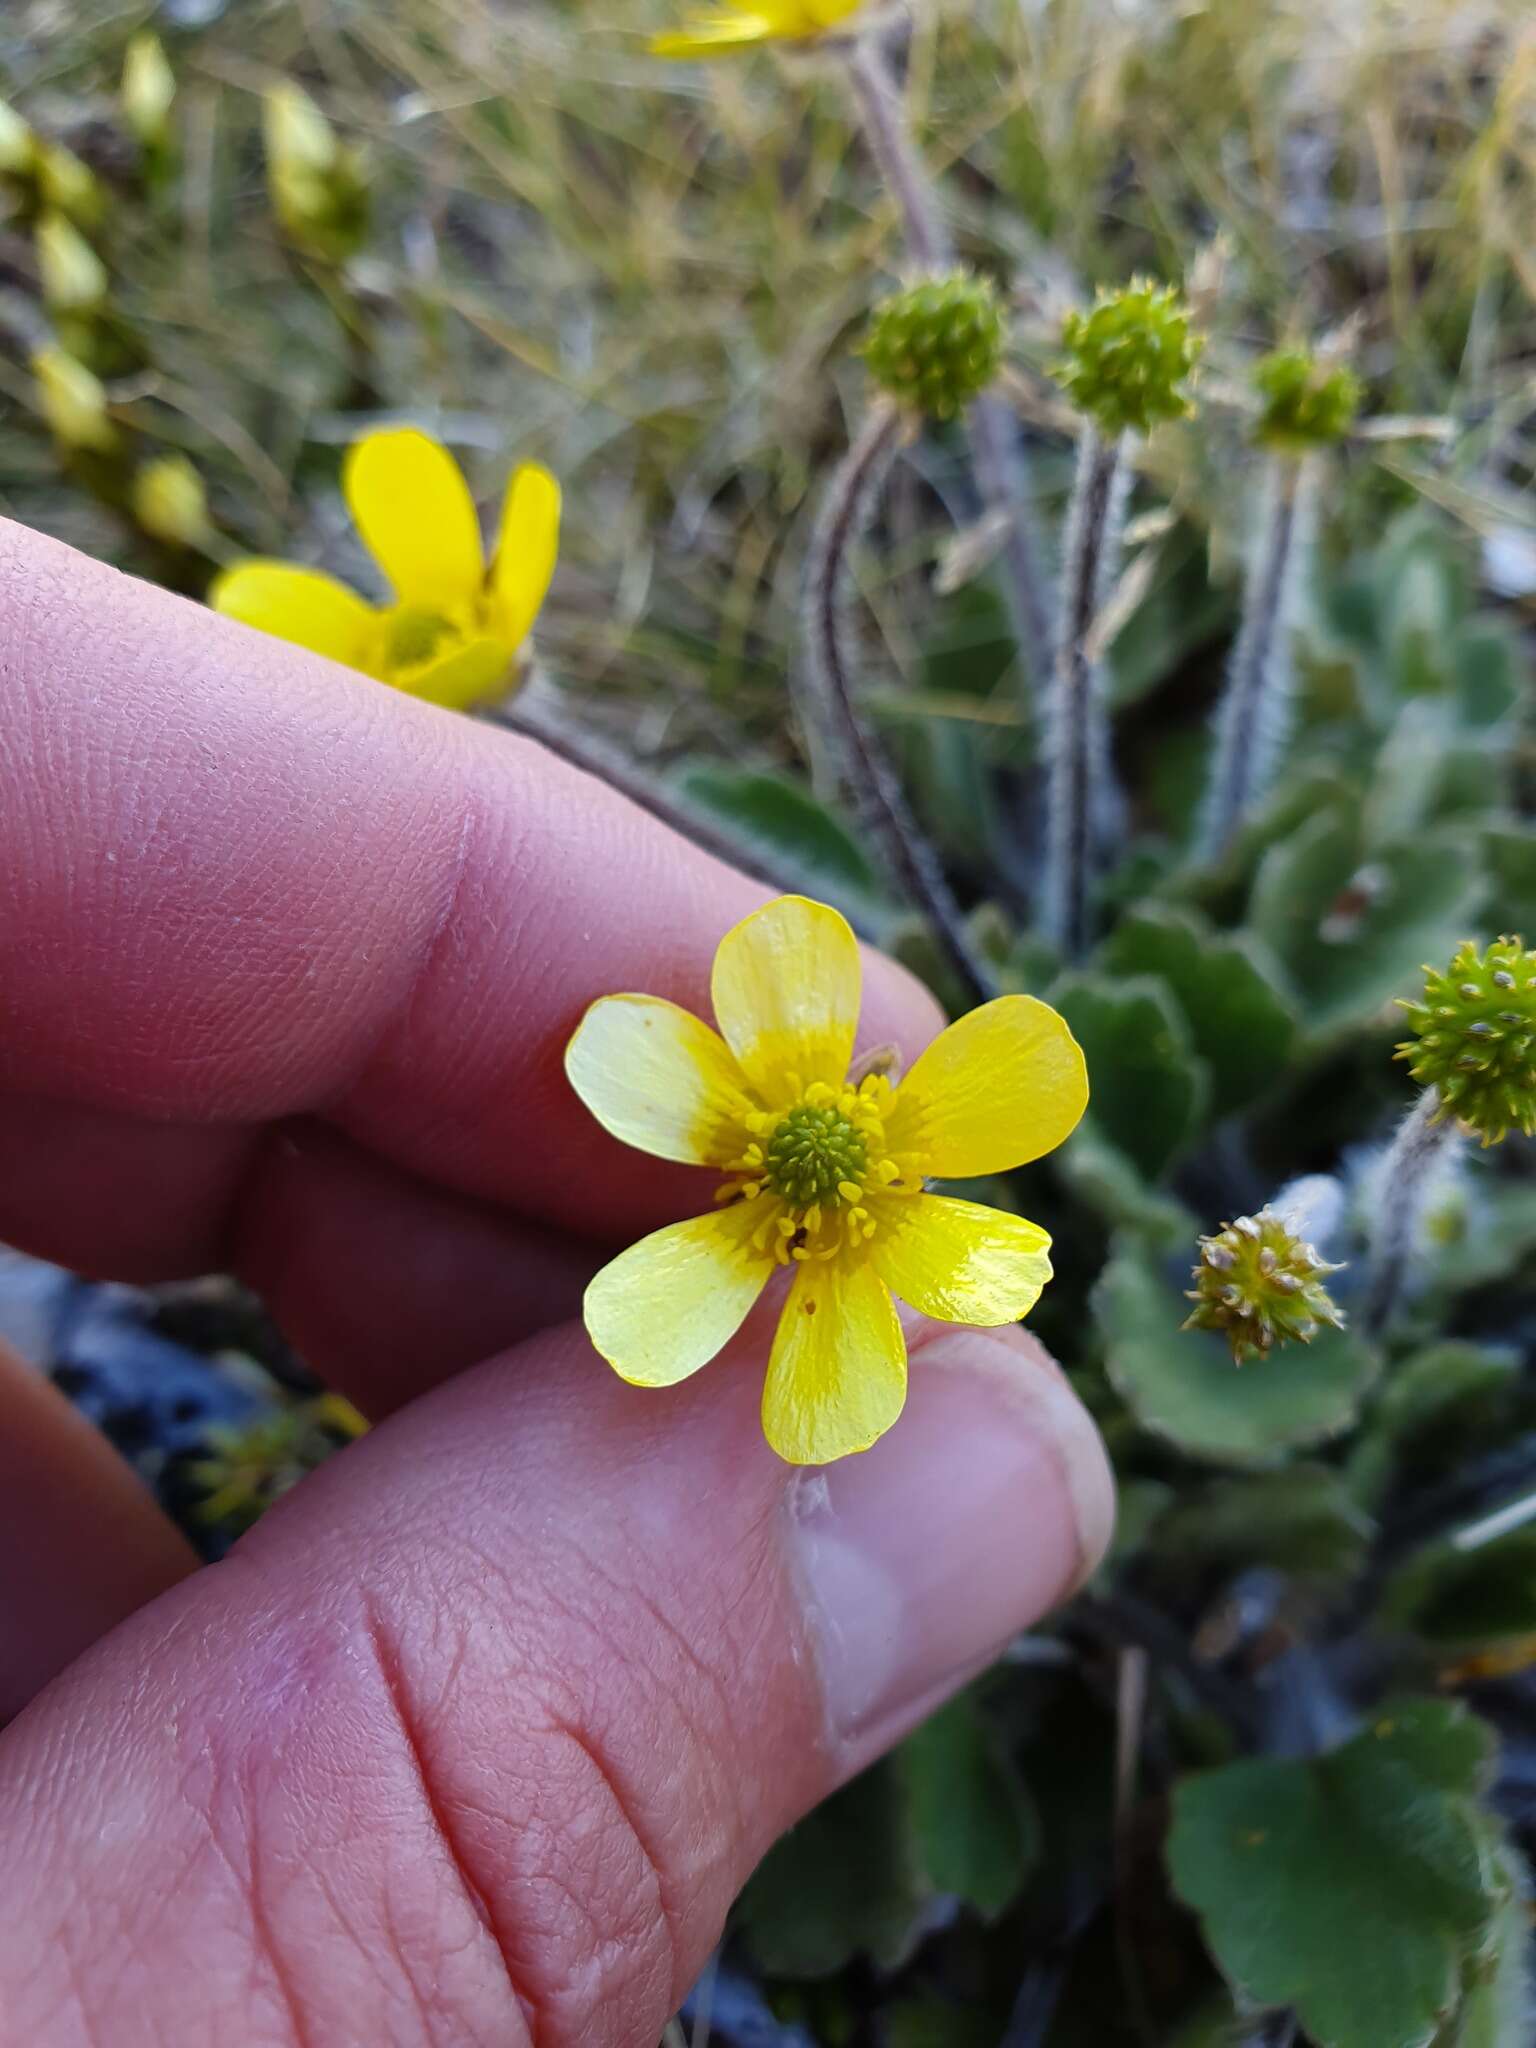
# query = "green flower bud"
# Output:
<box><xmin>132</xmin><ymin>455</ymin><xmax>212</xmax><ymax>549</ymax></box>
<box><xmin>1396</xmin><ymin>936</ymin><xmax>1536</xmax><ymax>1146</ymax></box>
<box><xmin>1253</xmin><ymin>349</ymin><xmax>1362</xmax><ymax>453</ymax></box>
<box><xmin>35</xmin><ymin>210</ymin><xmax>108</xmax><ymax>314</ymax></box>
<box><xmin>1183</xmin><ymin>1208</ymin><xmax>1345</xmax><ymax>1365</ymax></box>
<box><xmin>263</xmin><ymin>83</ymin><xmax>370</xmax><ymax>262</ymax></box>
<box><xmin>122</xmin><ymin>32</ymin><xmax>176</xmax><ymax>153</ymax></box>
<box><xmin>31</xmin><ymin>343</ymin><xmax>117</xmax><ymax>453</ymax></box>
<box><xmin>862</xmin><ymin>271</ymin><xmax>1007</xmax><ymax>422</ymax></box>
<box><xmin>1054</xmin><ymin>280</ymin><xmax>1201</xmax><ymax>437</ymax></box>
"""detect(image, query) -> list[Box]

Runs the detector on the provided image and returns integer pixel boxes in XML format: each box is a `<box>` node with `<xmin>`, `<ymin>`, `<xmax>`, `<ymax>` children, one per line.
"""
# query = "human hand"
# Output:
<box><xmin>0</xmin><ymin>517</ymin><xmax>1113</xmax><ymax>2046</ymax></box>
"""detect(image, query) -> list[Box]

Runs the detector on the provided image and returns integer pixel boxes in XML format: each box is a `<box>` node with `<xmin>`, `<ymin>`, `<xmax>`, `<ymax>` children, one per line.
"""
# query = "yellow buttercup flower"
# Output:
<box><xmin>211</xmin><ymin>428</ymin><xmax>560</xmax><ymax>711</ymax></box>
<box><xmin>566</xmin><ymin>895</ymin><xmax>1088</xmax><ymax>1465</ymax></box>
<box><xmin>652</xmin><ymin>0</ymin><xmax>864</xmax><ymax>58</ymax></box>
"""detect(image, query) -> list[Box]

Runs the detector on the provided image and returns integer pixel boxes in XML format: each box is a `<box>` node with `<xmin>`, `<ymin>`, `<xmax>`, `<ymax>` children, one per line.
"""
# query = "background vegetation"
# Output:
<box><xmin>3</xmin><ymin>1</ymin><xmax>1535</xmax><ymax>2043</ymax></box>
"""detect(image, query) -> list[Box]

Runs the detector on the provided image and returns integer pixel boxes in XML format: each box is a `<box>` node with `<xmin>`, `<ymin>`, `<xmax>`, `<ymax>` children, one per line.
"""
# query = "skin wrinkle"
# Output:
<box><xmin>236</xmin><ymin>1796</ymin><xmax>318</xmax><ymax>2048</ymax></box>
<box><xmin>542</xmin><ymin>1721</ymin><xmax>678</xmax><ymax>2011</ymax></box>
<box><xmin>358</xmin><ymin>1598</ymin><xmax>537</xmax><ymax>2048</ymax></box>
<box><xmin>326</xmin><ymin>1521</ymin><xmax>680</xmax><ymax>2043</ymax></box>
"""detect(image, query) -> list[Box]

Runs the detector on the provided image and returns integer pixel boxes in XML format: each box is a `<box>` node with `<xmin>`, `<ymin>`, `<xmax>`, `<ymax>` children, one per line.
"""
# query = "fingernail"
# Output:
<box><xmin>788</xmin><ymin>1325</ymin><xmax>1115</xmax><ymax>1763</ymax></box>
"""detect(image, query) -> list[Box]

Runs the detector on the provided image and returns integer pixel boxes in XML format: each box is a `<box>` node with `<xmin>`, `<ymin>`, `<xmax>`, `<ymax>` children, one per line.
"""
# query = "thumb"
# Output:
<box><xmin>0</xmin><ymin>1311</ymin><xmax>1112</xmax><ymax>2048</ymax></box>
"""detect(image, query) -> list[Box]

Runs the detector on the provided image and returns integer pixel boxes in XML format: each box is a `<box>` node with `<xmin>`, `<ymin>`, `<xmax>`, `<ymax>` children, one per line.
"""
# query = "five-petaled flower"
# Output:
<box><xmin>566</xmin><ymin>895</ymin><xmax>1088</xmax><ymax>1465</ymax></box>
<box><xmin>651</xmin><ymin>0</ymin><xmax>864</xmax><ymax>59</ymax></box>
<box><xmin>212</xmin><ymin>428</ymin><xmax>559</xmax><ymax>711</ymax></box>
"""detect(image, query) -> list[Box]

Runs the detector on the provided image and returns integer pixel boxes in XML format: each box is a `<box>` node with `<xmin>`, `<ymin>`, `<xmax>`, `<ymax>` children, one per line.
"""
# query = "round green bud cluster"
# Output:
<box><xmin>1183</xmin><ymin>1209</ymin><xmax>1345</xmax><ymax>1366</ymax></box>
<box><xmin>1396</xmin><ymin>936</ymin><xmax>1536</xmax><ymax>1147</ymax></box>
<box><xmin>1253</xmin><ymin>349</ymin><xmax>1362</xmax><ymax>453</ymax></box>
<box><xmin>1054</xmin><ymin>281</ymin><xmax>1201</xmax><ymax>436</ymax></box>
<box><xmin>862</xmin><ymin>272</ymin><xmax>1008</xmax><ymax>422</ymax></box>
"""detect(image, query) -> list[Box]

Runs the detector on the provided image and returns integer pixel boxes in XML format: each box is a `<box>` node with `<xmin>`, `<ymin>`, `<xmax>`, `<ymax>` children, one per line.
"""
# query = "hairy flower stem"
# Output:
<box><xmin>844</xmin><ymin>36</ymin><xmax>952</xmax><ymax>274</ymax></box>
<box><xmin>1362</xmin><ymin>1090</ymin><xmax>1463</xmax><ymax>1338</ymax></box>
<box><xmin>1042</xmin><ymin>425</ymin><xmax>1130</xmax><ymax>958</ymax></box>
<box><xmin>804</xmin><ymin>402</ymin><xmax>993</xmax><ymax>1005</ymax></box>
<box><xmin>1199</xmin><ymin>454</ymin><xmax>1315</xmax><ymax>861</ymax></box>
<box><xmin>843</xmin><ymin>34</ymin><xmax>1055</xmax><ymax>691</ymax></box>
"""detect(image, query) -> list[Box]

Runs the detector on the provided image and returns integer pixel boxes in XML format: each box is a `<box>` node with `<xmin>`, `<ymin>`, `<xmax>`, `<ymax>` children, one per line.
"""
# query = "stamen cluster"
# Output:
<box><xmin>1396</xmin><ymin>936</ymin><xmax>1536</xmax><ymax>1146</ymax></box>
<box><xmin>717</xmin><ymin>1075</ymin><xmax>919</xmax><ymax>1265</ymax></box>
<box><xmin>1183</xmin><ymin>1208</ymin><xmax>1345</xmax><ymax>1366</ymax></box>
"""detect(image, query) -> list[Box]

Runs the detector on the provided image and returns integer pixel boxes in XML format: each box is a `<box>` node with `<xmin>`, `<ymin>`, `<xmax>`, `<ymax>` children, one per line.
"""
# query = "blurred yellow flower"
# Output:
<box><xmin>0</xmin><ymin>100</ymin><xmax>34</xmax><ymax>176</ymax></box>
<box><xmin>133</xmin><ymin>455</ymin><xmax>211</xmax><ymax>549</ymax></box>
<box><xmin>566</xmin><ymin>895</ymin><xmax>1087</xmax><ymax>1464</ymax></box>
<box><xmin>211</xmin><ymin>428</ymin><xmax>560</xmax><ymax>710</ymax></box>
<box><xmin>262</xmin><ymin>81</ymin><xmax>370</xmax><ymax>261</ymax></box>
<box><xmin>31</xmin><ymin>344</ymin><xmax>117</xmax><ymax>453</ymax></box>
<box><xmin>652</xmin><ymin>0</ymin><xmax>864</xmax><ymax>58</ymax></box>
<box><xmin>122</xmin><ymin>32</ymin><xmax>176</xmax><ymax>153</ymax></box>
<box><xmin>35</xmin><ymin>210</ymin><xmax>107</xmax><ymax>313</ymax></box>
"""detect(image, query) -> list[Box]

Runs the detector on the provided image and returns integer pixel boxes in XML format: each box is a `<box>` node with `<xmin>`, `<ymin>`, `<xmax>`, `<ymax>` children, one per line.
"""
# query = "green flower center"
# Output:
<box><xmin>764</xmin><ymin>1103</ymin><xmax>869</xmax><ymax>1209</ymax></box>
<box><xmin>385</xmin><ymin>605</ymin><xmax>460</xmax><ymax>671</ymax></box>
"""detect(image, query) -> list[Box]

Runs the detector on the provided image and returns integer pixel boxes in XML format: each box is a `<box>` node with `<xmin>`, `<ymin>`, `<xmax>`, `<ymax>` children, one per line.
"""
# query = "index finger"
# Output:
<box><xmin>0</xmin><ymin>518</ymin><xmax>943</xmax><ymax>1242</ymax></box>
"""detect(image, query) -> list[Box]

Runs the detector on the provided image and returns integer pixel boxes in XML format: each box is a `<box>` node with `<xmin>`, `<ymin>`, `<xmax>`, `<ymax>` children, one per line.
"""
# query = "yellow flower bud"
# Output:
<box><xmin>122</xmin><ymin>32</ymin><xmax>176</xmax><ymax>151</ymax></box>
<box><xmin>35</xmin><ymin>210</ymin><xmax>108</xmax><ymax>313</ymax></box>
<box><xmin>132</xmin><ymin>455</ymin><xmax>211</xmax><ymax>549</ymax></box>
<box><xmin>32</xmin><ymin>344</ymin><xmax>118</xmax><ymax>453</ymax></box>
<box><xmin>263</xmin><ymin>83</ymin><xmax>369</xmax><ymax>261</ymax></box>
<box><xmin>35</xmin><ymin>143</ymin><xmax>102</xmax><ymax>225</ymax></box>
<box><xmin>0</xmin><ymin>99</ymin><xmax>36</xmax><ymax>177</ymax></box>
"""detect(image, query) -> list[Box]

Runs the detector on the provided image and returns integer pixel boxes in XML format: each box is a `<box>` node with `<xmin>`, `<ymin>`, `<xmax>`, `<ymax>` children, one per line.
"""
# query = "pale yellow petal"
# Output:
<box><xmin>565</xmin><ymin>995</ymin><xmax>756</xmax><ymax>1166</ymax></box>
<box><xmin>710</xmin><ymin>895</ymin><xmax>861</xmax><ymax>1100</ymax></box>
<box><xmin>389</xmin><ymin>636</ymin><xmax>512</xmax><ymax>711</ymax></box>
<box><xmin>343</xmin><ymin>429</ymin><xmax>484</xmax><ymax>608</ymax></box>
<box><xmin>210</xmin><ymin>561</ymin><xmax>375</xmax><ymax>671</ymax></box>
<box><xmin>762</xmin><ymin>1258</ymin><xmax>906</xmax><ymax>1465</ymax></box>
<box><xmin>890</xmin><ymin>995</ymin><xmax>1088</xmax><ymax>1178</ymax></box>
<box><xmin>584</xmin><ymin>1199</ymin><xmax>774</xmax><ymax>1388</ymax></box>
<box><xmin>490</xmin><ymin>463</ymin><xmax>560</xmax><ymax>651</ymax></box>
<box><xmin>651</xmin><ymin>16</ymin><xmax>778</xmax><ymax>55</ymax></box>
<box><xmin>871</xmin><ymin>1195</ymin><xmax>1053</xmax><ymax>1327</ymax></box>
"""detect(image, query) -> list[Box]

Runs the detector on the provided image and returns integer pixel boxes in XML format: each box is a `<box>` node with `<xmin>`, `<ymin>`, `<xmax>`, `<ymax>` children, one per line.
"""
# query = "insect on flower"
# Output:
<box><xmin>566</xmin><ymin>895</ymin><xmax>1088</xmax><ymax>1465</ymax></box>
<box><xmin>212</xmin><ymin>428</ymin><xmax>559</xmax><ymax>711</ymax></box>
<box><xmin>651</xmin><ymin>0</ymin><xmax>864</xmax><ymax>59</ymax></box>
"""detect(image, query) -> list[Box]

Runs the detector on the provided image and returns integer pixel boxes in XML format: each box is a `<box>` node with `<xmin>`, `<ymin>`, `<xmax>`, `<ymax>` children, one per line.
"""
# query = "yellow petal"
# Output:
<box><xmin>210</xmin><ymin>561</ymin><xmax>375</xmax><ymax>670</ymax></box>
<box><xmin>343</xmin><ymin>429</ymin><xmax>484</xmax><ymax>609</ymax></box>
<box><xmin>565</xmin><ymin>995</ymin><xmax>756</xmax><ymax>1166</ymax></box>
<box><xmin>389</xmin><ymin>635</ymin><xmax>512</xmax><ymax>711</ymax></box>
<box><xmin>651</xmin><ymin>17</ymin><xmax>778</xmax><ymax>55</ymax></box>
<box><xmin>711</xmin><ymin>895</ymin><xmax>862</xmax><ymax>1100</ymax></box>
<box><xmin>871</xmin><ymin>1195</ymin><xmax>1053</xmax><ymax>1326</ymax></box>
<box><xmin>490</xmin><ymin>463</ymin><xmax>560</xmax><ymax>651</ymax></box>
<box><xmin>584</xmin><ymin>1199</ymin><xmax>774</xmax><ymax>1388</ymax></box>
<box><xmin>890</xmin><ymin>995</ymin><xmax>1088</xmax><ymax>1178</ymax></box>
<box><xmin>763</xmin><ymin>1258</ymin><xmax>906</xmax><ymax>1465</ymax></box>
